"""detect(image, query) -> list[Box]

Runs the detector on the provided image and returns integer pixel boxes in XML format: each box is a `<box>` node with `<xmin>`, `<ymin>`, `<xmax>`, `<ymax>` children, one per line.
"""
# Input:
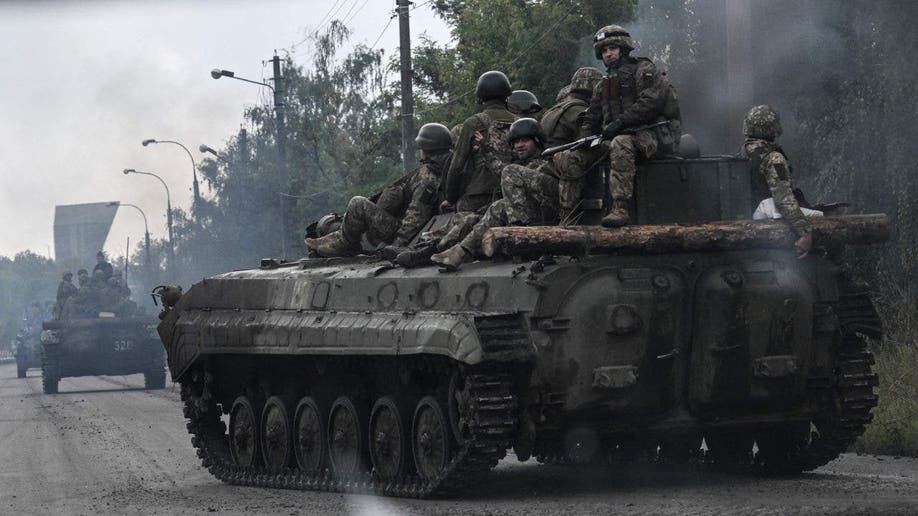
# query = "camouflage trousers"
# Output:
<box><xmin>458</xmin><ymin>165</ymin><xmax>559</xmax><ymax>255</ymax></box>
<box><xmin>436</xmin><ymin>211</ymin><xmax>481</xmax><ymax>251</ymax></box>
<box><xmin>552</xmin><ymin>149</ymin><xmax>601</xmax><ymax>218</ymax></box>
<box><xmin>341</xmin><ymin>196</ymin><xmax>399</xmax><ymax>246</ymax></box>
<box><xmin>606</xmin><ymin>130</ymin><xmax>658</xmax><ymax>201</ymax></box>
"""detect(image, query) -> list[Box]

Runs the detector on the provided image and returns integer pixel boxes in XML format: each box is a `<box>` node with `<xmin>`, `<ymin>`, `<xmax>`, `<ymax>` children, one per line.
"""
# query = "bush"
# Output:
<box><xmin>853</xmin><ymin>281</ymin><xmax>918</xmax><ymax>457</ymax></box>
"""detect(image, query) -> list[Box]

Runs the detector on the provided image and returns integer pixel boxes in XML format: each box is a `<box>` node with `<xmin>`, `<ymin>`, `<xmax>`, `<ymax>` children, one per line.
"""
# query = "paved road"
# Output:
<box><xmin>2</xmin><ymin>363</ymin><xmax>917</xmax><ymax>515</ymax></box>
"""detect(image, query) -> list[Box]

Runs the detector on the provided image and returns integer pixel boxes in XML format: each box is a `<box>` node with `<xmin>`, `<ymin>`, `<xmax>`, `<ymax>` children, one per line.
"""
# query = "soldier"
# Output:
<box><xmin>431</xmin><ymin>118</ymin><xmax>558</xmax><ymax>270</ymax></box>
<box><xmin>54</xmin><ymin>271</ymin><xmax>77</xmax><ymax>318</ymax></box>
<box><xmin>76</xmin><ymin>269</ymin><xmax>89</xmax><ymax>288</ymax></box>
<box><xmin>305</xmin><ymin>123</ymin><xmax>454</xmax><ymax>257</ymax></box>
<box><xmin>508</xmin><ymin>90</ymin><xmax>542</xmax><ymax>118</ymax></box>
<box><xmin>442</xmin><ymin>70</ymin><xmax>518</xmax><ymax>214</ymax></box>
<box><xmin>583</xmin><ymin>24</ymin><xmax>681</xmax><ymax>227</ymax></box>
<box><xmin>542</xmin><ymin>67</ymin><xmax>604</xmax><ymax>220</ymax></box>
<box><xmin>742</xmin><ymin>105</ymin><xmax>812</xmax><ymax>258</ymax></box>
<box><xmin>92</xmin><ymin>251</ymin><xmax>113</xmax><ymax>280</ymax></box>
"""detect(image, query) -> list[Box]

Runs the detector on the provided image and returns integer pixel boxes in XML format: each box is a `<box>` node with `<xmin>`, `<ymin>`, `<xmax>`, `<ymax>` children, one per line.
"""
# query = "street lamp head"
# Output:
<box><xmin>199</xmin><ymin>144</ymin><xmax>219</xmax><ymax>156</ymax></box>
<box><xmin>123</xmin><ymin>168</ymin><xmax>134</xmax><ymax>175</ymax></box>
<box><xmin>141</xmin><ymin>139</ymin><xmax>156</xmax><ymax>146</ymax></box>
<box><xmin>211</xmin><ymin>68</ymin><xmax>234</xmax><ymax>80</ymax></box>
<box><xmin>106</xmin><ymin>201</ymin><xmax>120</xmax><ymax>207</ymax></box>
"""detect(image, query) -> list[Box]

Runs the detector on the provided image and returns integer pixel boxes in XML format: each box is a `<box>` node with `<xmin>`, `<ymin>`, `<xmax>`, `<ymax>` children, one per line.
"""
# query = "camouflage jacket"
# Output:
<box><xmin>445</xmin><ymin>100</ymin><xmax>517</xmax><ymax>205</ymax></box>
<box><xmin>582</xmin><ymin>56</ymin><xmax>671</xmax><ymax>134</ymax></box>
<box><xmin>393</xmin><ymin>153</ymin><xmax>449</xmax><ymax>245</ymax></box>
<box><xmin>540</xmin><ymin>92</ymin><xmax>592</xmax><ymax>146</ymax></box>
<box><xmin>743</xmin><ymin>139</ymin><xmax>812</xmax><ymax>237</ymax></box>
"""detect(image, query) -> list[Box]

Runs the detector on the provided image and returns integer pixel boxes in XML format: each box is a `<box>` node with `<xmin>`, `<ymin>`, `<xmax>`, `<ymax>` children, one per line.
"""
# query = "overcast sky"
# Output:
<box><xmin>0</xmin><ymin>0</ymin><xmax>450</xmax><ymax>259</ymax></box>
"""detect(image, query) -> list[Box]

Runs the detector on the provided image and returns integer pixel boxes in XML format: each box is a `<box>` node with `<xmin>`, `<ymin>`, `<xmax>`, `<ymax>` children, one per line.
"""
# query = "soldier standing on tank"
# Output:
<box><xmin>442</xmin><ymin>70</ymin><xmax>518</xmax><ymax>214</ymax></box>
<box><xmin>305</xmin><ymin>123</ymin><xmax>454</xmax><ymax>258</ymax></box>
<box><xmin>583</xmin><ymin>25</ymin><xmax>681</xmax><ymax>227</ymax></box>
<box><xmin>542</xmin><ymin>67</ymin><xmax>604</xmax><ymax>220</ymax></box>
<box><xmin>92</xmin><ymin>251</ymin><xmax>113</xmax><ymax>280</ymax></box>
<box><xmin>54</xmin><ymin>271</ymin><xmax>77</xmax><ymax>319</ymax></box>
<box><xmin>431</xmin><ymin>118</ymin><xmax>558</xmax><ymax>270</ymax></box>
<box><xmin>508</xmin><ymin>90</ymin><xmax>542</xmax><ymax>118</ymax></box>
<box><xmin>742</xmin><ymin>105</ymin><xmax>813</xmax><ymax>258</ymax></box>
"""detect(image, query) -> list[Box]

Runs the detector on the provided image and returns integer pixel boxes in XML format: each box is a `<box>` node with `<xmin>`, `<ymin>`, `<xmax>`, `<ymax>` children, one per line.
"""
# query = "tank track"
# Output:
<box><xmin>181</xmin><ymin>364</ymin><xmax>517</xmax><ymax>498</ymax></box>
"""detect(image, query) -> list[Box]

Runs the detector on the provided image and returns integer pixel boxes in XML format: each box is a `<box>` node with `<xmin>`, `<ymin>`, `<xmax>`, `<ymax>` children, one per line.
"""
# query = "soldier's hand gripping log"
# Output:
<box><xmin>541</xmin><ymin>120</ymin><xmax>672</xmax><ymax>158</ymax></box>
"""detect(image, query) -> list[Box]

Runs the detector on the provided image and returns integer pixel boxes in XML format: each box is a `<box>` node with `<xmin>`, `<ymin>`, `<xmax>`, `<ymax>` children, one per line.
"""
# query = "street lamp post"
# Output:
<box><xmin>141</xmin><ymin>138</ymin><xmax>201</xmax><ymax>205</ymax></box>
<box><xmin>108</xmin><ymin>201</ymin><xmax>151</xmax><ymax>267</ymax></box>
<box><xmin>123</xmin><ymin>168</ymin><xmax>174</xmax><ymax>276</ymax></box>
<box><xmin>211</xmin><ymin>62</ymin><xmax>289</xmax><ymax>259</ymax></box>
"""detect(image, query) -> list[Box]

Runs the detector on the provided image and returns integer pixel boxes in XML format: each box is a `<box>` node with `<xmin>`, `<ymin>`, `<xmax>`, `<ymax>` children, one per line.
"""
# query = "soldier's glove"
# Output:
<box><xmin>602</xmin><ymin>120</ymin><xmax>624</xmax><ymax>140</ymax></box>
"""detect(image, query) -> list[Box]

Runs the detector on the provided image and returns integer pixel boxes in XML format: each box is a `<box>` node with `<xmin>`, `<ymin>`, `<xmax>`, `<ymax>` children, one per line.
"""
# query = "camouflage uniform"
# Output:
<box><xmin>583</xmin><ymin>25</ymin><xmax>681</xmax><ymax>226</ymax></box>
<box><xmin>307</xmin><ymin>152</ymin><xmax>449</xmax><ymax>257</ymax></box>
<box><xmin>542</xmin><ymin>67</ymin><xmax>603</xmax><ymax>217</ymax></box>
<box><xmin>444</xmin><ymin>155</ymin><xmax>558</xmax><ymax>259</ymax></box>
<box><xmin>445</xmin><ymin>99</ymin><xmax>518</xmax><ymax>213</ymax></box>
<box><xmin>741</xmin><ymin>105</ymin><xmax>811</xmax><ymax>238</ymax></box>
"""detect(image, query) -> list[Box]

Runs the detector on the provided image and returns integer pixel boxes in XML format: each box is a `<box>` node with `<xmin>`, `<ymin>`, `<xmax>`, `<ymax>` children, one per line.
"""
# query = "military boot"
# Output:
<box><xmin>430</xmin><ymin>245</ymin><xmax>472</xmax><ymax>271</ymax></box>
<box><xmin>395</xmin><ymin>243</ymin><xmax>437</xmax><ymax>268</ymax></box>
<box><xmin>601</xmin><ymin>198</ymin><xmax>632</xmax><ymax>227</ymax></box>
<box><xmin>304</xmin><ymin>231</ymin><xmax>360</xmax><ymax>258</ymax></box>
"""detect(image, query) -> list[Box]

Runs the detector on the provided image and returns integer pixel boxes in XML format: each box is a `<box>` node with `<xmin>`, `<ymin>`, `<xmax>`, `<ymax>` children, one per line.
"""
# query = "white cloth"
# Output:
<box><xmin>753</xmin><ymin>198</ymin><xmax>824</xmax><ymax>220</ymax></box>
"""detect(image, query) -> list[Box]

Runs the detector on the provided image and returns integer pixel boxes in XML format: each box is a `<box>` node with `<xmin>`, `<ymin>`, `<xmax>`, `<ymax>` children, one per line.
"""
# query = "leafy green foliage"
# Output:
<box><xmin>0</xmin><ymin>252</ymin><xmax>56</xmax><ymax>352</ymax></box>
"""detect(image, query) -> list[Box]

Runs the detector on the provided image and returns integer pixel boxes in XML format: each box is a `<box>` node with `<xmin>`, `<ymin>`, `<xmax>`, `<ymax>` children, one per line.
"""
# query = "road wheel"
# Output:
<box><xmin>412</xmin><ymin>395</ymin><xmax>451</xmax><ymax>481</ymax></box>
<box><xmin>294</xmin><ymin>396</ymin><xmax>325</xmax><ymax>474</ymax></box>
<box><xmin>144</xmin><ymin>368</ymin><xmax>166</xmax><ymax>389</ymax></box>
<box><xmin>260</xmin><ymin>396</ymin><xmax>292</xmax><ymax>471</ymax></box>
<box><xmin>755</xmin><ymin>422</ymin><xmax>812</xmax><ymax>473</ymax></box>
<box><xmin>229</xmin><ymin>396</ymin><xmax>260</xmax><ymax>467</ymax></box>
<box><xmin>705</xmin><ymin>431</ymin><xmax>754</xmax><ymax>471</ymax></box>
<box><xmin>327</xmin><ymin>395</ymin><xmax>367</xmax><ymax>477</ymax></box>
<box><xmin>369</xmin><ymin>395</ymin><xmax>409</xmax><ymax>481</ymax></box>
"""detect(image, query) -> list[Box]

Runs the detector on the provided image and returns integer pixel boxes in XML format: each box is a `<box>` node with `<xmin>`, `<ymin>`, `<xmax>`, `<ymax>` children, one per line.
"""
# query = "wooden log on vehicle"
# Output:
<box><xmin>480</xmin><ymin>214</ymin><xmax>889</xmax><ymax>258</ymax></box>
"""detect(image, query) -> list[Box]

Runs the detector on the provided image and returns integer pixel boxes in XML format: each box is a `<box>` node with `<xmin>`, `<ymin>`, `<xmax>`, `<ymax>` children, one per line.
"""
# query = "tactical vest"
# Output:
<box><xmin>541</xmin><ymin>97</ymin><xmax>589</xmax><ymax>146</ymax></box>
<box><xmin>461</xmin><ymin>111</ymin><xmax>516</xmax><ymax>200</ymax></box>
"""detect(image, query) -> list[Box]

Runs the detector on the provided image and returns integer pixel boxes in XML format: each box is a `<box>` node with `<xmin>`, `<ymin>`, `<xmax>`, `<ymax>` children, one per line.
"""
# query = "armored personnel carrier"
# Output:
<box><xmin>157</xmin><ymin>154</ymin><xmax>886</xmax><ymax>498</ymax></box>
<box><xmin>40</xmin><ymin>316</ymin><xmax>166</xmax><ymax>394</ymax></box>
<box><xmin>13</xmin><ymin>304</ymin><xmax>48</xmax><ymax>378</ymax></box>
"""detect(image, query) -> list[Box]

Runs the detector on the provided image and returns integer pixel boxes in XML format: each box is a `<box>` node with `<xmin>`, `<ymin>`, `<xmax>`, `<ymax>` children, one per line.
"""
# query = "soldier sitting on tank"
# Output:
<box><xmin>741</xmin><ymin>105</ymin><xmax>814</xmax><ymax>258</ymax></box>
<box><xmin>582</xmin><ymin>24</ymin><xmax>682</xmax><ymax>227</ymax></box>
<box><xmin>541</xmin><ymin>67</ymin><xmax>605</xmax><ymax>221</ymax></box>
<box><xmin>54</xmin><ymin>271</ymin><xmax>77</xmax><ymax>319</ymax></box>
<box><xmin>304</xmin><ymin>123</ymin><xmax>454</xmax><ymax>258</ymax></box>
<box><xmin>431</xmin><ymin>118</ymin><xmax>559</xmax><ymax>270</ymax></box>
<box><xmin>508</xmin><ymin>90</ymin><xmax>542</xmax><ymax>119</ymax></box>
<box><xmin>93</xmin><ymin>251</ymin><xmax>113</xmax><ymax>280</ymax></box>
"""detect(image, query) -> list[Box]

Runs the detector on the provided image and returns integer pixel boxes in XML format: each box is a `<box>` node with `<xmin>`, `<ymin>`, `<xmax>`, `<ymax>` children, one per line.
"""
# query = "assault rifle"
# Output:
<box><xmin>541</xmin><ymin>120</ymin><xmax>671</xmax><ymax>158</ymax></box>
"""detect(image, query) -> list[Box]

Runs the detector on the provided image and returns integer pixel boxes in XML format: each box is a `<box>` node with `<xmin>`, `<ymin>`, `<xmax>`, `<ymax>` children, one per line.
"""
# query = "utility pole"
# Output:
<box><xmin>396</xmin><ymin>0</ymin><xmax>416</xmax><ymax>174</ymax></box>
<box><xmin>270</xmin><ymin>53</ymin><xmax>289</xmax><ymax>259</ymax></box>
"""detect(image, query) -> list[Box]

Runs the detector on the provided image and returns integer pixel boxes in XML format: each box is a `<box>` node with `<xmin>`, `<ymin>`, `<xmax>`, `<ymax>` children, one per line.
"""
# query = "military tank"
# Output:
<box><xmin>40</xmin><ymin>316</ymin><xmax>166</xmax><ymax>394</ymax></box>
<box><xmin>13</xmin><ymin>304</ymin><xmax>48</xmax><ymax>378</ymax></box>
<box><xmin>157</xmin><ymin>154</ymin><xmax>886</xmax><ymax>498</ymax></box>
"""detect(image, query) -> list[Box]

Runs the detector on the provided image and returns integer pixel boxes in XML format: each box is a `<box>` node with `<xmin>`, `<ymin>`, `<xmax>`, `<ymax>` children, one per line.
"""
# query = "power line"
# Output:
<box><xmin>411</xmin><ymin>0</ymin><xmax>434</xmax><ymax>11</ymax></box>
<box><xmin>338</xmin><ymin>0</ymin><xmax>363</xmax><ymax>26</ymax></box>
<box><xmin>343</xmin><ymin>0</ymin><xmax>371</xmax><ymax>26</ymax></box>
<box><xmin>370</xmin><ymin>12</ymin><xmax>397</xmax><ymax>49</ymax></box>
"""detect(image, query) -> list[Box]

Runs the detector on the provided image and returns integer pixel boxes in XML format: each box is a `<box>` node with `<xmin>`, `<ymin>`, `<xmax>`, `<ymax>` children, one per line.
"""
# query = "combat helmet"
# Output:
<box><xmin>415</xmin><ymin>123</ymin><xmax>452</xmax><ymax>151</ymax></box>
<box><xmin>743</xmin><ymin>105</ymin><xmax>783</xmax><ymax>141</ymax></box>
<box><xmin>593</xmin><ymin>24</ymin><xmax>635</xmax><ymax>58</ymax></box>
<box><xmin>508</xmin><ymin>118</ymin><xmax>545</xmax><ymax>148</ymax></box>
<box><xmin>316</xmin><ymin>213</ymin><xmax>342</xmax><ymax>237</ymax></box>
<box><xmin>508</xmin><ymin>90</ymin><xmax>542</xmax><ymax>116</ymax></box>
<box><xmin>475</xmin><ymin>70</ymin><xmax>512</xmax><ymax>102</ymax></box>
<box><xmin>570</xmin><ymin>67</ymin><xmax>604</xmax><ymax>94</ymax></box>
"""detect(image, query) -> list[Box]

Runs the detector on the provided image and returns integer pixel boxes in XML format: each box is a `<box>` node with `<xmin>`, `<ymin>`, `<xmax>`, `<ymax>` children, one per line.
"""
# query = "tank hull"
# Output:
<box><xmin>41</xmin><ymin>317</ymin><xmax>166</xmax><ymax>393</ymax></box>
<box><xmin>159</xmin><ymin>238</ymin><xmax>881</xmax><ymax>496</ymax></box>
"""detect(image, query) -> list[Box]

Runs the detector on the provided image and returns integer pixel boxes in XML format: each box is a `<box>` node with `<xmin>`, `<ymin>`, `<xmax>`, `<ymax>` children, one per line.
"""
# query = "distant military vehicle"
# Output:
<box><xmin>157</xmin><ymin>154</ymin><xmax>886</xmax><ymax>497</ymax></box>
<box><xmin>14</xmin><ymin>304</ymin><xmax>48</xmax><ymax>378</ymax></box>
<box><xmin>40</xmin><ymin>316</ymin><xmax>165</xmax><ymax>394</ymax></box>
